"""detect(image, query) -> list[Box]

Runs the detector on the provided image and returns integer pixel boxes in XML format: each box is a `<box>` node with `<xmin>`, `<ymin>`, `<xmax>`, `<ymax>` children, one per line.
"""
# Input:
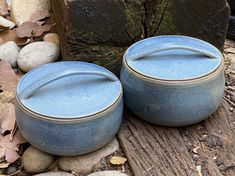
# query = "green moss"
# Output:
<box><xmin>153</xmin><ymin>0</ymin><xmax>177</xmax><ymax>35</ymax></box>
<box><xmin>124</xmin><ymin>5</ymin><xmax>143</xmax><ymax>40</ymax></box>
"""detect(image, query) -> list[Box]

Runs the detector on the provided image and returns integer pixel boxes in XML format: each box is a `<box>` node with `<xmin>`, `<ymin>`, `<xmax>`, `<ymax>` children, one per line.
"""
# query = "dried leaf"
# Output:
<box><xmin>43</xmin><ymin>33</ymin><xmax>59</xmax><ymax>45</ymax></box>
<box><xmin>5</xmin><ymin>148</ymin><xmax>19</xmax><ymax>163</ymax></box>
<box><xmin>0</xmin><ymin>0</ymin><xmax>8</xmax><ymax>16</ymax></box>
<box><xmin>1</xmin><ymin>103</ymin><xmax>16</xmax><ymax>134</ymax></box>
<box><xmin>14</xmin><ymin>22</ymin><xmax>51</xmax><ymax>38</ymax></box>
<box><xmin>196</xmin><ymin>165</ymin><xmax>203</xmax><ymax>176</ymax></box>
<box><xmin>0</xmin><ymin>37</ymin><xmax>3</xmax><ymax>45</ymax></box>
<box><xmin>0</xmin><ymin>60</ymin><xmax>22</xmax><ymax>164</ymax></box>
<box><xmin>0</xmin><ymin>146</ymin><xmax>5</xmax><ymax>158</ymax></box>
<box><xmin>30</xmin><ymin>10</ymin><xmax>50</xmax><ymax>24</ymax></box>
<box><xmin>0</xmin><ymin>91</ymin><xmax>15</xmax><ymax>104</ymax></box>
<box><xmin>110</xmin><ymin>156</ymin><xmax>127</xmax><ymax>165</ymax></box>
<box><xmin>192</xmin><ymin>146</ymin><xmax>200</xmax><ymax>154</ymax></box>
<box><xmin>0</xmin><ymin>60</ymin><xmax>18</xmax><ymax>91</ymax></box>
<box><xmin>0</xmin><ymin>130</ymin><xmax>26</xmax><ymax>163</ymax></box>
<box><xmin>0</xmin><ymin>30</ymin><xmax>30</xmax><ymax>45</ymax></box>
<box><xmin>0</xmin><ymin>162</ymin><xmax>10</xmax><ymax>169</ymax></box>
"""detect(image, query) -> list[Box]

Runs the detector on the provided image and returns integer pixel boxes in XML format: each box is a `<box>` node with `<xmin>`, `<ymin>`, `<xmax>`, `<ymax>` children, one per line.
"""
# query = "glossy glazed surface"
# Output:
<box><xmin>16</xmin><ymin>61</ymin><xmax>122</xmax><ymax>119</ymax></box>
<box><xmin>15</xmin><ymin>98</ymin><xmax>123</xmax><ymax>155</ymax></box>
<box><xmin>15</xmin><ymin>61</ymin><xmax>123</xmax><ymax>155</ymax></box>
<box><xmin>121</xmin><ymin>35</ymin><xmax>225</xmax><ymax>126</ymax></box>
<box><xmin>125</xmin><ymin>36</ymin><xmax>222</xmax><ymax>81</ymax></box>
<box><xmin>121</xmin><ymin>65</ymin><xmax>224</xmax><ymax>126</ymax></box>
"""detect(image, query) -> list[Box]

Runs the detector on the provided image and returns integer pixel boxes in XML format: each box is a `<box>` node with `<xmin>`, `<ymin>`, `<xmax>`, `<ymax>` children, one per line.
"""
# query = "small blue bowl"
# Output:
<box><xmin>15</xmin><ymin>61</ymin><xmax>123</xmax><ymax>155</ymax></box>
<box><xmin>120</xmin><ymin>35</ymin><xmax>225</xmax><ymax>126</ymax></box>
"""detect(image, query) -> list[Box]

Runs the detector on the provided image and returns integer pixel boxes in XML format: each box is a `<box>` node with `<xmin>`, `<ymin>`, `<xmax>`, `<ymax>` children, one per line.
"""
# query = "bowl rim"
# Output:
<box><xmin>122</xmin><ymin>55</ymin><xmax>224</xmax><ymax>85</ymax></box>
<box><xmin>15</xmin><ymin>91</ymin><xmax>123</xmax><ymax>123</ymax></box>
<box><xmin>123</xmin><ymin>35</ymin><xmax>224</xmax><ymax>85</ymax></box>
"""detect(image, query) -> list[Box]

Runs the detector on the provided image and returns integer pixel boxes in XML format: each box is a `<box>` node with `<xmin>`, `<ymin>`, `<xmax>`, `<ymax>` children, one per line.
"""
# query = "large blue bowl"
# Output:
<box><xmin>15</xmin><ymin>61</ymin><xmax>123</xmax><ymax>155</ymax></box>
<box><xmin>120</xmin><ymin>35</ymin><xmax>225</xmax><ymax>126</ymax></box>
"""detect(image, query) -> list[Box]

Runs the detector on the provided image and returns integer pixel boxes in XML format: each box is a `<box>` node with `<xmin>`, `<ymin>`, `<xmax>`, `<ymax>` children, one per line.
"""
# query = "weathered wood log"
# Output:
<box><xmin>118</xmin><ymin>101</ymin><xmax>235</xmax><ymax>176</ymax></box>
<box><xmin>51</xmin><ymin>0</ymin><xmax>230</xmax><ymax>74</ymax></box>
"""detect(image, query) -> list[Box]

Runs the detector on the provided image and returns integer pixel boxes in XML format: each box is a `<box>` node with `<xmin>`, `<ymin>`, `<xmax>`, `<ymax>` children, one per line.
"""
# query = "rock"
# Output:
<box><xmin>0</xmin><ymin>41</ymin><xmax>19</xmax><ymax>67</ymax></box>
<box><xmin>6</xmin><ymin>166</ymin><xmax>17</xmax><ymax>175</ymax></box>
<box><xmin>34</xmin><ymin>172</ymin><xmax>73</xmax><ymax>176</ymax></box>
<box><xmin>58</xmin><ymin>138</ymin><xmax>119</xmax><ymax>175</ymax></box>
<box><xmin>11</xmin><ymin>0</ymin><xmax>51</xmax><ymax>26</ymax></box>
<box><xmin>43</xmin><ymin>33</ymin><xmax>59</xmax><ymax>46</ymax></box>
<box><xmin>88</xmin><ymin>171</ymin><xmax>128</xmax><ymax>176</ymax></box>
<box><xmin>22</xmin><ymin>146</ymin><xmax>55</xmax><ymax>173</ymax></box>
<box><xmin>17</xmin><ymin>42</ymin><xmax>59</xmax><ymax>72</ymax></box>
<box><xmin>0</xmin><ymin>16</ymin><xmax>15</xmax><ymax>29</ymax></box>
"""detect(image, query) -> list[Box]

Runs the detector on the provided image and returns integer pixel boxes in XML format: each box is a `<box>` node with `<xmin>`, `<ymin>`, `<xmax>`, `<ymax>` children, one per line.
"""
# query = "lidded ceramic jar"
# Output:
<box><xmin>120</xmin><ymin>35</ymin><xmax>225</xmax><ymax>126</ymax></box>
<box><xmin>15</xmin><ymin>61</ymin><xmax>123</xmax><ymax>155</ymax></box>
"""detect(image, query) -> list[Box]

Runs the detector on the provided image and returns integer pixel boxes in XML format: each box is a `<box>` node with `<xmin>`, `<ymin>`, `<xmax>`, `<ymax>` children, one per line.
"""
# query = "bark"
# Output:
<box><xmin>51</xmin><ymin>0</ymin><xmax>230</xmax><ymax>74</ymax></box>
<box><xmin>118</xmin><ymin>101</ymin><xmax>235</xmax><ymax>176</ymax></box>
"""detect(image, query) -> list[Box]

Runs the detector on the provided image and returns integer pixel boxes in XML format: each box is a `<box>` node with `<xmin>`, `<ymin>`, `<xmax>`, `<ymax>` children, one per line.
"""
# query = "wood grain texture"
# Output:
<box><xmin>118</xmin><ymin>101</ymin><xmax>235</xmax><ymax>176</ymax></box>
<box><xmin>51</xmin><ymin>0</ymin><xmax>230</xmax><ymax>74</ymax></box>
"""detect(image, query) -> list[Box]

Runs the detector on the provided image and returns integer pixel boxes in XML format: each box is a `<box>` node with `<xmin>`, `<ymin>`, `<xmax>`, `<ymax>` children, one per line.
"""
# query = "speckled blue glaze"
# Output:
<box><xmin>15</xmin><ymin>61</ymin><xmax>123</xmax><ymax>155</ymax></box>
<box><xmin>120</xmin><ymin>36</ymin><xmax>225</xmax><ymax>126</ymax></box>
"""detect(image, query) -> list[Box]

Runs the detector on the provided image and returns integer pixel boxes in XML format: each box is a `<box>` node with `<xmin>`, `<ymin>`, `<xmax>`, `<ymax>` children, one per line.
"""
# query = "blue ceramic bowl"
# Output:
<box><xmin>15</xmin><ymin>61</ymin><xmax>123</xmax><ymax>155</ymax></box>
<box><xmin>120</xmin><ymin>36</ymin><xmax>225</xmax><ymax>126</ymax></box>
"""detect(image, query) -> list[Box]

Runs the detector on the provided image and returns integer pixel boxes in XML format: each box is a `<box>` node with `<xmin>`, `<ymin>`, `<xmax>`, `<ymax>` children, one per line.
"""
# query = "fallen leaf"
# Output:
<box><xmin>30</xmin><ymin>10</ymin><xmax>50</xmax><ymax>24</ymax></box>
<box><xmin>0</xmin><ymin>61</ymin><xmax>23</xmax><ymax>164</ymax></box>
<box><xmin>0</xmin><ymin>91</ymin><xmax>15</xmax><ymax>104</ymax></box>
<box><xmin>0</xmin><ymin>37</ymin><xmax>3</xmax><ymax>44</ymax></box>
<box><xmin>110</xmin><ymin>156</ymin><xmax>127</xmax><ymax>165</ymax></box>
<box><xmin>5</xmin><ymin>147</ymin><xmax>19</xmax><ymax>163</ymax></box>
<box><xmin>196</xmin><ymin>165</ymin><xmax>202</xmax><ymax>176</ymax></box>
<box><xmin>0</xmin><ymin>60</ymin><xmax>18</xmax><ymax>91</ymax></box>
<box><xmin>14</xmin><ymin>22</ymin><xmax>51</xmax><ymax>38</ymax></box>
<box><xmin>1</xmin><ymin>103</ymin><xmax>16</xmax><ymax>134</ymax></box>
<box><xmin>192</xmin><ymin>146</ymin><xmax>200</xmax><ymax>154</ymax></box>
<box><xmin>0</xmin><ymin>30</ymin><xmax>30</xmax><ymax>45</ymax></box>
<box><xmin>0</xmin><ymin>130</ymin><xmax>26</xmax><ymax>163</ymax></box>
<box><xmin>0</xmin><ymin>0</ymin><xmax>8</xmax><ymax>16</ymax></box>
<box><xmin>43</xmin><ymin>33</ymin><xmax>59</xmax><ymax>45</ymax></box>
<box><xmin>0</xmin><ymin>146</ymin><xmax>5</xmax><ymax>158</ymax></box>
<box><xmin>0</xmin><ymin>162</ymin><xmax>10</xmax><ymax>169</ymax></box>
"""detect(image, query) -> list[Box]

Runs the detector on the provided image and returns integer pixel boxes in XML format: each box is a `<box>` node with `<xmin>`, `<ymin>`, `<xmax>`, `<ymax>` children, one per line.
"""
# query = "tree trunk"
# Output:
<box><xmin>51</xmin><ymin>0</ymin><xmax>230</xmax><ymax>74</ymax></box>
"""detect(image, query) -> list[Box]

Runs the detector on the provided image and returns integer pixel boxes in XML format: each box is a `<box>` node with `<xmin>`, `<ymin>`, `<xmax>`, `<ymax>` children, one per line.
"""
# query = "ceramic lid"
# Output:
<box><xmin>16</xmin><ymin>61</ymin><xmax>122</xmax><ymax>119</ymax></box>
<box><xmin>124</xmin><ymin>36</ymin><xmax>223</xmax><ymax>81</ymax></box>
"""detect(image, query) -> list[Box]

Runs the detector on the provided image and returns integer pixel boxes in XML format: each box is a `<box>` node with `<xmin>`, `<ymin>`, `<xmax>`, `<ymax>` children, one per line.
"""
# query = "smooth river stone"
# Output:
<box><xmin>58</xmin><ymin>138</ymin><xmax>119</xmax><ymax>175</ymax></box>
<box><xmin>22</xmin><ymin>146</ymin><xmax>55</xmax><ymax>173</ymax></box>
<box><xmin>17</xmin><ymin>41</ymin><xmax>59</xmax><ymax>72</ymax></box>
<box><xmin>34</xmin><ymin>172</ymin><xmax>73</xmax><ymax>176</ymax></box>
<box><xmin>0</xmin><ymin>41</ymin><xmax>19</xmax><ymax>67</ymax></box>
<box><xmin>11</xmin><ymin>0</ymin><xmax>51</xmax><ymax>26</ymax></box>
<box><xmin>43</xmin><ymin>33</ymin><xmax>60</xmax><ymax>46</ymax></box>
